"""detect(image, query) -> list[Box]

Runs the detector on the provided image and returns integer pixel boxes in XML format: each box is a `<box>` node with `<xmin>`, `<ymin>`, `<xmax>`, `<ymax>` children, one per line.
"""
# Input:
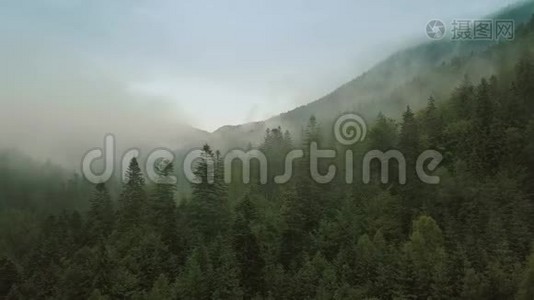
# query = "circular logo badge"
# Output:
<box><xmin>426</xmin><ymin>19</ymin><xmax>446</xmax><ymax>40</ymax></box>
<box><xmin>334</xmin><ymin>113</ymin><xmax>367</xmax><ymax>146</ymax></box>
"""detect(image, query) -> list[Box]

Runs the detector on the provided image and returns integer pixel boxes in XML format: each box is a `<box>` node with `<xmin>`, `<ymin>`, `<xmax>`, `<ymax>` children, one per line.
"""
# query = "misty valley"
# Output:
<box><xmin>1</xmin><ymin>1</ymin><xmax>534</xmax><ymax>300</ymax></box>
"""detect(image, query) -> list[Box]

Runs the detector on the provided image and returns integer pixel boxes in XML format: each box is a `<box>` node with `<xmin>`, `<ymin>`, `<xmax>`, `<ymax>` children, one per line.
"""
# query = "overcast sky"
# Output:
<box><xmin>0</xmin><ymin>0</ymin><xmax>520</xmax><ymax>164</ymax></box>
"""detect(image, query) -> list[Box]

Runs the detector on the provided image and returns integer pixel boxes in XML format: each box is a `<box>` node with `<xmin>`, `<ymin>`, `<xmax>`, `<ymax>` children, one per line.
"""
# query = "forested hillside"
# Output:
<box><xmin>209</xmin><ymin>1</ymin><xmax>534</xmax><ymax>150</ymax></box>
<box><xmin>1</xmin><ymin>10</ymin><xmax>534</xmax><ymax>300</ymax></box>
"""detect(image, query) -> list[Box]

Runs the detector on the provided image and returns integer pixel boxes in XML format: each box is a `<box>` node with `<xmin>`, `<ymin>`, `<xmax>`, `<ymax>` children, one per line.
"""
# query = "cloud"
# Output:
<box><xmin>0</xmin><ymin>20</ymin><xmax>192</xmax><ymax>168</ymax></box>
<box><xmin>0</xmin><ymin>0</ymin><xmax>521</xmax><ymax>168</ymax></box>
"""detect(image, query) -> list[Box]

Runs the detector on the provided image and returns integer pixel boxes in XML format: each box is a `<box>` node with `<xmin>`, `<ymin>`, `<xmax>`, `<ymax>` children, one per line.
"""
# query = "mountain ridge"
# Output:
<box><xmin>206</xmin><ymin>0</ymin><xmax>534</xmax><ymax>149</ymax></box>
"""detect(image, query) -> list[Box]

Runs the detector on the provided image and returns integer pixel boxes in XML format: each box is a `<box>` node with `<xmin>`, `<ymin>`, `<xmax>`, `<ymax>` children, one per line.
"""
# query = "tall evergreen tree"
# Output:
<box><xmin>189</xmin><ymin>145</ymin><xmax>230</xmax><ymax>240</ymax></box>
<box><xmin>398</xmin><ymin>106</ymin><xmax>424</xmax><ymax>232</ymax></box>
<box><xmin>117</xmin><ymin>158</ymin><xmax>146</xmax><ymax>231</ymax></box>
<box><xmin>175</xmin><ymin>247</ymin><xmax>211</xmax><ymax>299</ymax></box>
<box><xmin>232</xmin><ymin>196</ymin><xmax>265</xmax><ymax>298</ymax></box>
<box><xmin>209</xmin><ymin>236</ymin><xmax>243</xmax><ymax>299</ymax></box>
<box><xmin>401</xmin><ymin>215</ymin><xmax>448</xmax><ymax>299</ymax></box>
<box><xmin>399</xmin><ymin>105</ymin><xmax>420</xmax><ymax>163</ymax></box>
<box><xmin>86</xmin><ymin>183</ymin><xmax>114</xmax><ymax>242</ymax></box>
<box><xmin>421</xmin><ymin>96</ymin><xmax>444</xmax><ymax>149</ymax></box>
<box><xmin>149</xmin><ymin>161</ymin><xmax>178</xmax><ymax>251</ymax></box>
<box><xmin>295</xmin><ymin>116</ymin><xmax>323</xmax><ymax>233</ymax></box>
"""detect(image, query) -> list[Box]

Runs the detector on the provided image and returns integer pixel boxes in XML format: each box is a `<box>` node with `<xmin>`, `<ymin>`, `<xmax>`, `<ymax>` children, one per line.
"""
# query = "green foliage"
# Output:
<box><xmin>232</xmin><ymin>196</ymin><xmax>265</xmax><ymax>298</ymax></box>
<box><xmin>146</xmin><ymin>274</ymin><xmax>174</xmax><ymax>300</ymax></box>
<box><xmin>2</xmin><ymin>13</ymin><xmax>534</xmax><ymax>299</ymax></box>
<box><xmin>401</xmin><ymin>215</ymin><xmax>448</xmax><ymax>299</ymax></box>
<box><xmin>149</xmin><ymin>162</ymin><xmax>179</xmax><ymax>252</ymax></box>
<box><xmin>0</xmin><ymin>257</ymin><xmax>17</xmax><ymax>298</ymax></box>
<box><xmin>175</xmin><ymin>247</ymin><xmax>210</xmax><ymax>299</ymax></box>
<box><xmin>518</xmin><ymin>249</ymin><xmax>534</xmax><ymax>300</ymax></box>
<box><xmin>117</xmin><ymin>158</ymin><xmax>147</xmax><ymax>232</ymax></box>
<box><xmin>188</xmin><ymin>145</ymin><xmax>231</xmax><ymax>240</ymax></box>
<box><xmin>87</xmin><ymin>183</ymin><xmax>114</xmax><ymax>242</ymax></box>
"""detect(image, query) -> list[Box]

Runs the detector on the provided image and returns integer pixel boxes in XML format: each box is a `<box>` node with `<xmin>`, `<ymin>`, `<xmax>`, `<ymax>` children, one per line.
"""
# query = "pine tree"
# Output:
<box><xmin>117</xmin><ymin>158</ymin><xmax>146</xmax><ymax>231</ymax></box>
<box><xmin>399</xmin><ymin>106</ymin><xmax>420</xmax><ymax>163</ymax></box>
<box><xmin>259</xmin><ymin>126</ymin><xmax>292</xmax><ymax>199</ymax></box>
<box><xmin>365</xmin><ymin>114</ymin><xmax>399</xmax><ymax>185</ymax></box>
<box><xmin>92</xmin><ymin>242</ymin><xmax>114</xmax><ymax>296</ymax></box>
<box><xmin>353</xmin><ymin>234</ymin><xmax>376</xmax><ymax>290</ymax></box>
<box><xmin>371</xmin><ymin>229</ymin><xmax>398</xmax><ymax>299</ymax></box>
<box><xmin>56</xmin><ymin>246</ymin><xmax>96</xmax><ymax>299</ymax></box>
<box><xmin>461</xmin><ymin>267</ymin><xmax>487</xmax><ymax>299</ymax></box>
<box><xmin>128</xmin><ymin>232</ymin><xmax>171</xmax><ymax>292</ymax></box>
<box><xmin>175</xmin><ymin>247</ymin><xmax>211</xmax><ymax>299</ymax></box>
<box><xmin>232</xmin><ymin>196</ymin><xmax>265</xmax><ymax>298</ymax></box>
<box><xmin>398</xmin><ymin>106</ymin><xmax>423</xmax><ymax>232</ymax></box>
<box><xmin>209</xmin><ymin>236</ymin><xmax>243</xmax><ymax>299</ymax></box>
<box><xmin>188</xmin><ymin>144</ymin><xmax>230</xmax><ymax>240</ymax></box>
<box><xmin>279</xmin><ymin>185</ymin><xmax>306</xmax><ymax>268</ymax></box>
<box><xmin>294</xmin><ymin>116</ymin><xmax>323</xmax><ymax>233</ymax></box>
<box><xmin>86</xmin><ymin>183</ymin><xmax>114</xmax><ymax>242</ymax></box>
<box><xmin>421</xmin><ymin>96</ymin><xmax>444</xmax><ymax>149</ymax></box>
<box><xmin>290</xmin><ymin>253</ymin><xmax>337</xmax><ymax>299</ymax></box>
<box><xmin>367</xmin><ymin>113</ymin><xmax>398</xmax><ymax>151</ymax></box>
<box><xmin>450</xmin><ymin>75</ymin><xmax>475</xmax><ymax>120</ymax></box>
<box><xmin>149</xmin><ymin>161</ymin><xmax>178</xmax><ymax>251</ymax></box>
<box><xmin>513</xmin><ymin>55</ymin><xmax>534</xmax><ymax>119</ymax></box>
<box><xmin>469</xmin><ymin>78</ymin><xmax>499</xmax><ymax>175</ymax></box>
<box><xmin>402</xmin><ymin>215</ymin><xmax>448</xmax><ymax>299</ymax></box>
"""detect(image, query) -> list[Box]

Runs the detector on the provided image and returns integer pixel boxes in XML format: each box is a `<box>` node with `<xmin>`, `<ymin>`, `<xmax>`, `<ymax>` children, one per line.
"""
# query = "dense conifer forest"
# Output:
<box><xmin>1</xmin><ymin>12</ymin><xmax>534</xmax><ymax>300</ymax></box>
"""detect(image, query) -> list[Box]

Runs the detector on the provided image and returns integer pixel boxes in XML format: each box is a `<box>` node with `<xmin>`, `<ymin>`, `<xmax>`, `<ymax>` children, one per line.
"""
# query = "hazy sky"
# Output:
<box><xmin>0</xmin><ymin>0</ymin><xmax>520</xmax><ymax>164</ymax></box>
<box><xmin>1</xmin><ymin>0</ymin><xmax>519</xmax><ymax>131</ymax></box>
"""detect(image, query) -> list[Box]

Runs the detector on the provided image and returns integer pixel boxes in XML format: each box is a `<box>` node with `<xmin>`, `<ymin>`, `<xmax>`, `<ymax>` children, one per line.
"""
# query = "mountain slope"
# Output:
<box><xmin>209</xmin><ymin>1</ymin><xmax>534</xmax><ymax>149</ymax></box>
